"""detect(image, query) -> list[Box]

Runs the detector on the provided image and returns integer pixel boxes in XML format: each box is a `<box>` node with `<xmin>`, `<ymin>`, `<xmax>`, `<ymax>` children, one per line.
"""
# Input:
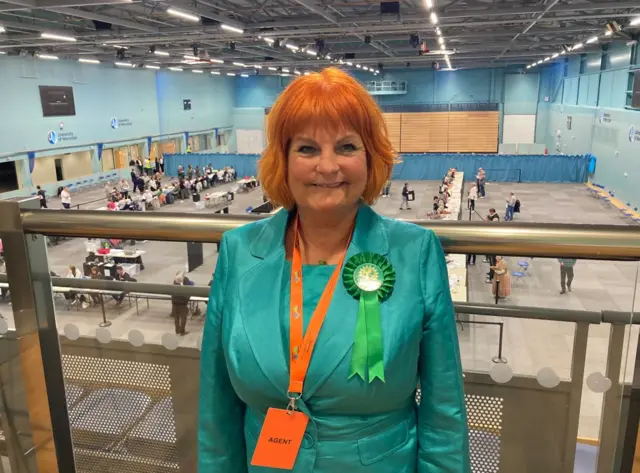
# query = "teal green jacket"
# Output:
<box><xmin>199</xmin><ymin>205</ymin><xmax>470</xmax><ymax>473</ymax></box>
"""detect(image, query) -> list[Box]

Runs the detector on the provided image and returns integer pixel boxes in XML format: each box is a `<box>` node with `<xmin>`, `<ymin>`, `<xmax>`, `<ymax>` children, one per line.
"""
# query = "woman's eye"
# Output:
<box><xmin>297</xmin><ymin>145</ymin><xmax>317</xmax><ymax>154</ymax></box>
<box><xmin>339</xmin><ymin>143</ymin><xmax>358</xmax><ymax>152</ymax></box>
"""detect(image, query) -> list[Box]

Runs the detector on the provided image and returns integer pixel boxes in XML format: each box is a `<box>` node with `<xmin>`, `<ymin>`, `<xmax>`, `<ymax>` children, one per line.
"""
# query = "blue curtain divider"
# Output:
<box><xmin>163</xmin><ymin>153</ymin><xmax>589</xmax><ymax>183</ymax></box>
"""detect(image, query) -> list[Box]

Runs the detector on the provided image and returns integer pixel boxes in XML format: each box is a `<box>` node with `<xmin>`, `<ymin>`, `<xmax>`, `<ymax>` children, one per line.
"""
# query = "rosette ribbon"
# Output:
<box><xmin>342</xmin><ymin>252</ymin><xmax>395</xmax><ymax>383</ymax></box>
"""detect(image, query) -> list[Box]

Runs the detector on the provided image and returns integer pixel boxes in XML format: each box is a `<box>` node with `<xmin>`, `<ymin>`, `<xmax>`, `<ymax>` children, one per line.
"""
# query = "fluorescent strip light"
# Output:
<box><xmin>166</xmin><ymin>8</ymin><xmax>200</xmax><ymax>22</ymax></box>
<box><xmin>304</xmin><ymin>71</ymin><xmax>310</xmax><ymax>75</ymax></box>
<box><xmin>210</xmin><ymin>58</ymin><xmax>224</xmax><ymax>64</ymax></box>
<box><xmin>552</xmin><ymin>53</ymin><xmax>559</xmax><ymax>59</ymax></box>
<box><xmin>430</xmin><ymin>12</ymin><xmax>438</xmax><ymax>24</ymax></box>
<box><xmin>110</xmin><ymin>44</ymin><xmax>129</xmax><ymax>50</ymax></box>
<box><xmin>536</xmin><ymin>60</ymin><xmax>543</xmax><ymax>65</ymax></box>
<box><xmin>436</xmin><ymin>27</ymin><xmax>441</xmax><ymax>35</ymax></box>
<box><xmin>78</xmin><ymin>58</ymin><xmax>100</xmax><ymax>64</ymax></box>
<box><xmin>211</xmin><ymin>71</ymin><xmax>221</xmax><ymax>75</ymax></box>
<box><xmin>0</xmin><ymin>52</ymin><xmax>6</xmax><ymax>55</ymax></box>
<box><xmin>586</xmin><ymin>36</ymin><xmax>599</xmax><ymax>44</ymax></box>
<box><xmin>253</xmin><ymin>64</ymin><xmax>262</xmax><ymax>69</ymax></box>
<box><xmin>338</xmin><ymin>59</ymin><xmax>344</xmax><ymax>64</ymax></box>
<box><xmin>169</xmin><ymin>67</ymin><xmax>183</xmax><ymax>71</ymax></box>
<box><xmin>41</xmin><ymin>32</ymin><xmax>76</xmax><ymax>42</ymax></box>
<box><xmin>281</xmin><ymin>73</ymin><xmax>290</xmax><ymax>77</ymax></box>
<box><xmin>438</xmin><ymin>36</ymin><xmax>444</xmax><ymax>45</ymax></box>
<box><xmin>543</xmin><ymin>57</ymin><xmax>551</xmax><ymax>62</ymax></box>
<box><xmin>264</xmin><ymin>37</ymin><xmax>274</xmax><ymax>45</ymax></box>
<box><xmin>375</xmin><ymin>69</ymin><xmax>380</xmax><ymax>74</ymax></box>
<box><xmin>306</xmin><ymin>49</ymin><xmax>317</xmax><ymax>56</ymax></box>
<box><xmin>0</xmin><ymin>26</ymin><xmax>5</xmax><ymax>33</ymax></box>
<box><xmin>285</xmin><ymin>43</ymin><xmax>299</xmax><ymax>51</ymax></box>
<box><xmin>425</xmin><ymin>0</ymin><xmax>433</xmax><ymax>7</ymax></box>
<box><xmin>630</xmin><ymin>17</ymin><xmax>640</xmax><ymax>26</ymax></box>
<box><xmin>572</xmin><ymin>42</ymin><xmax>583</xmax><ymax>50</ymax></box>
<box><xmin>559</xmin><ymin>50</ymin><xmax>566</xmax><ymax>55</ymax></box>
<box><xmin>227</xmin><ymin>72</ymin><xmax>236</xmax><ymax>76</ymax></box>
<box><xmin>192</xmin><ymin>69</ymin><xmax>204</xmax><ymax>73</ymax></box>
<box><xmin>294</xmin><ymin>70</ymin><xmax>301</xmax><ymax>75</ymax></box>
<box><xmin>184</xmin><ymin>55</ymin><xmax>200</xmax><ymax>61</ymax></box>
<box><xmin>144</xmin><ymin>64</ymin><xmax>160</xmax><ymax>69</ymax></box>
<box><xmin>37</xmin><ymin>54</ymin><xmax>59</xmax><ymax>60</ymax></box>
<box><xmin>154</xmin><ymin>50</ymin><xmax>170</xmax><ymax>56</ymax></box>
<box><xmin>114</xmin><ymin>61</ymin><xmax>133</xmax><ymax>67</ymax></box>
<box><xmin>232</xmin><ymin>61</ymin><xmax>245</xmax><ymax>67</ymax></box>
<box><xmin>363</xmin><ymin>66</ymin><xmax>369</xmax><ymax>71</ymax></box>
<box><xmin>282</xmin><ymin>67</ymin><xmax>290</xmax><ymax>72</ymax></box>
<box><xmin>326</xmin><ymin>54</ymin><xmax>331</xmax><ymax>59</ymax></box>
<box><xmin>221</xmin><ymin>24</ymin><xmax>244</xmax><ymax>34</ymax></box>
<box><xmin>356</xmin><ymin>64</ymin><xmax>362</xmax><ymax>68</ymax></box>
<box><xmin>268</xmin><ymin>66</ymin><xmax>277</xmax><ymax>71</ymax></box>
<box><xmin>526</xmin><ymin>65</ymin><xmax>531</xmax><ymax>69</ymax></box>
<box><xmin>346</xmin><ymin>61</ymin><xmax>353</xmax><ymax>66</ymax></box>
<box><xmin>240</xmin><ymin>73</ymin><xmax>249</xmax><ymax>77</ymax></box>
<box><xmin>604</xmin><ymin>30</ymin><xmax>613</xmax><ymax>36</ymax></box>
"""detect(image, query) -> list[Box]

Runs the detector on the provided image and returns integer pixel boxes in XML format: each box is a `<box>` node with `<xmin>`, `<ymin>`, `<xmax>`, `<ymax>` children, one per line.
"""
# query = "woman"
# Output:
<box><xmin>65</xmin><ymin>265</ymin><xmax>86</xmax><ymax>307</ymax></box>
<box><xmin>198</xmin><ymin>68</ymin><xmax>468</xmax><ymax>473</ymax></box>
<box><xmin>491</xmin><ymin>256</ymin><xmax>511</xmax><ymax>299</ymax></box>
<box><xmin>60</xmin><ymin>187</ymin><xmax>71</xmax><ymax>209</ymax></box>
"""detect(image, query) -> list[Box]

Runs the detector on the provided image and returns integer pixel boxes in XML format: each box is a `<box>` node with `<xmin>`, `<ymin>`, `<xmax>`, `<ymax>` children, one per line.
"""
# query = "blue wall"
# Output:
<box><xmin>0</xmin><ymin>56</ymin><xmax>235</xmax><ymax>156</ymax></box>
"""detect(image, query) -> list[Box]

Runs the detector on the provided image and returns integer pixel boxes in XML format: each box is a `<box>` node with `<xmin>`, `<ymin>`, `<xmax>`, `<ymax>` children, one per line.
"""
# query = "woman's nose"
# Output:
<box><xmin>317</xmin><ymin>149</ymin><xmax>340</xmax><ymax>173</ymax></box>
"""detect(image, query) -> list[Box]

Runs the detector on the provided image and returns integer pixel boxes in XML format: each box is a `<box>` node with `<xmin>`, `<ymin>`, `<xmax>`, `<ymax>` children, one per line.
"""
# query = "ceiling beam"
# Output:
<box><xmin>439</xmin><ymin>2</ymin><xmax>640</xmax><ymax>20</ymax></box>
<box><xmin>0</xmin><ymin>0</ymin><xmax>133</xmax><ymax>12</ymax></box>
<box><xmin>47</xmin><ymin>7</ymin><xmax>159</xmax><ymax>32</ymax></box>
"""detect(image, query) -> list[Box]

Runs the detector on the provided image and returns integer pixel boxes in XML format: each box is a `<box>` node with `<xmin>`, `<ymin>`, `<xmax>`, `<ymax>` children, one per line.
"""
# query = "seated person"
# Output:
<box><xmin>195</xmin><ymin>166</ymin><xmax>201</xmax><ymax>178</ymax></box>
<box><xmin>148</xmin><ymin>179</ymin><xmax>159</xmax><ymax>191</ymax></box>
<box><xmin>88</xmin><ymin>266</ymin><xmax>103</xmax><ymax>305</ymax></box>
<box><xmin>112</xmin><ymin>265</ymin><xmax>133</xmax><ymax>305</ymax></box>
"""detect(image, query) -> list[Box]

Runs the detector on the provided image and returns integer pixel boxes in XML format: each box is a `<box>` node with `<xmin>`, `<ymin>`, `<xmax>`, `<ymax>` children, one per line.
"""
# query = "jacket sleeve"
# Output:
<box><xmin>198</xmin><ymin>235</ymin><xmax>247</xmax><ymax>472</ymax></box>
<box><xmin>417</xmin><ymin>231</ymin><xmax>470</xmax><ymax>473</ymax></box>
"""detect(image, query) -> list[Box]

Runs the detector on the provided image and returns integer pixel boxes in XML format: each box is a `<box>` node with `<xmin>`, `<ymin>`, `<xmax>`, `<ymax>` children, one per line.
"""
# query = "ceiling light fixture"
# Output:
<box><xmin>268</xmin><ymin>66</ymin><xmax>277</xmax><ymax>71</ymax></box>
<box><xmin>543</xmin><ymin>57</ymin><xmax>550</xmax><ymax>62</ymax></box>
<box><xmin>282</xmin><ymin>67</ymin><xmax>290</xmax><ymax>72</ymax></box>
<box><xmin>430</xmin><ymin>12</ymin><xmax>438</xmax><ymax>24</ymax></box>
<box><xmin>346</xmin><ymin>61</ymin><xmax>353</xmax><ymax>66</ymax></box>
<box><xmin>438</xmin><ymin>36</ymin><xmax>444</xmax><ymax>45</ymax></box>
<box><xmin>604</xmin><ymin>30</ymin><xmax>613</xmax><ymax>36</ymax></box>
<box><xmin>253</xmin><ymin>64</ymin><xmax>262</xmax><ymax>69</ymax></box>
<box><xmin>0</xmin><ymin>52</ymin><xmax>6</xmax><ymax>55</ymax></box>
<box><xmin>306</xmin><ymin>49</ymin><xmax>317</xmax><ymax>56</ymax></box>
<box><xmin>281</xmin><ymin>73</ymin><xmax>290</xmax><ymax>77</ymax></box>
<box><xmin>114</xmin><ymin>61</ymin><xmax>134</xmax><ymax>67</ymax></box>
<box><xmin>363</xmin><ymin>66</ymin><xmax>369</xmax><ymax>70</ymax></box>
<box><xmin>304</xmin><ymin>71</ymin><xmax>310</xmax><ymax>75</ymax></box>
<box><xmin>559</xmin><ymin>50</ymin><xmax>566</xmax><ymax>55</ymax></box>
<box><xmin>167</xmin><ymin>8</ymin><xmax>200</xmax><ymax>22</ymax></box>
<box><xmin>210</xmin><ymin>58</ymin><xmax>224</xmax><ymax>64</ymax></box>
<box><xmin>240</xmin><ymin>73</ymin><xmax>249</xmax><ymax>77</ymax></box>
<box><xmin>232</xmin><ymin>62</ymin><xmax>245</xmax><ymax>67</ymax></box>
<box><xmin>41</xmin><ymin>32</ymin><xmax>76</xmax><ymax>42</ymax></box>
<box><xmin>184</xmin><ymin>55</ymin><xmax>200</xmax><ymax>61</ymax></box>
<box><xmin>572</xmin><ymin>42</ymin><xmax>583</xmax><ymax>50</ymax></box>
<box><xmin>192</xmin><ymin>69</ymin><xmax>203</xmax><ymax>73</ymax></box>
<box><xmin>285</xmin><ymin>43</ymin><xmax>299</xmax><ymax>52</ymax></box>
<box><xmin>536</xmin><ymin>60</ymin><xmax>543</xmax><ymax>65</ymax></box>
<box><xmin>264</xmin><ymin>37</ymin><xmax>275</xmax><ymax>45</ymax></box>
<box><xmin>221</xmin><ymin>24</ymin><xmax>244</xmax><ymax>34</ymax></box>
<box><xmin>227</xmin><ymin>72</ymin><xmax>236</xmax><ymax>76</ymax></box>
<box><xmin>294</xmin><ymin>70</ymin><xmax>301</xmax><ymax>75</ymax></box>
<box><xmin>37</xmin><ymin>54</ymin><xmax>59</xmax><ymax>60</ymax></box>
<box><xmin>586</xmin><ymin>36</ymin><xmax>599</xmax><ymax>44</ymax></box>
<box><xmin>154</xmin><ymin>50</ymin><xmax>170</xmax><ymax>56</ymax></box>
<box><xmin>375</xmin><ymin>69</ymin><xmax>380</xmax><ymax>74</ymax></box>
<box><xmin>552</xmin><ymin>53</ymin><xmax>559</xmax><ymax>58</ymax></box>
<box><xmin>0</xmin><ymin>26</ymin><xmax>5</xmax><ymax>33</ymax></box>
<box><xmin>356</xmin><ymin>64</ymin><xmax>362</xmax><ymax>68</ymax></box>
<box><xmin>630</xmin><ymin>17</ymin><xmax>640</xmax><ymax>26</ymax></box>
<box><xmin>326</xmin><ymin>54</ymin><xmax>331</xmax><ymax>59</ymax></box>
<box><xmin>169</xmin><ymin>67</ymin><xmax>183</xmax><ymax>71</ymax></box>
<box><xmin>211</xmin><ymin>71</ymin><xmax>221</xmax><ymax>75</ymax></box>
<box><xmin>144</xmin><ymin>64</ymin><xmax>160</xmax><ymax>69</ymax></box>
<box><xmin>436</xmin><ymin>27</ymin><xmax>441</xmax><ymax>35</ymax></box>
<box><xmin>110</xmin><ymin>44</ymin><xmax>128</xmax><ymax>50</ymax></box>
<box><xmin>425</xmin><ymin>0</ymin><xmax>433</xmax><ymax>7</ymax></box>
<box><xmin>78</xmin><ymin>58</ymin><xmax>100</xmax><ymax>64</ymax></box>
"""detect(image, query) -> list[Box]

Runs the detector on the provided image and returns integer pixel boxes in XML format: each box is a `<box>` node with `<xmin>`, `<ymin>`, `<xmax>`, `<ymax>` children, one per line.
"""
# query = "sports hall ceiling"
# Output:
<box><xmin>0</xmin><ymin>0</ymin><xmax>638</xmax><ymax>75</ymax></box>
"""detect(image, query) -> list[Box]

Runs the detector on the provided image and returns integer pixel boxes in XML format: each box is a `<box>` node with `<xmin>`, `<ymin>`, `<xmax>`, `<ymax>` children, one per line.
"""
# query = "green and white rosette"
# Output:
<box><xmin>343</xmin><ymin>252</ymin><xmax>395</xmax><ymax>383</ymax></box>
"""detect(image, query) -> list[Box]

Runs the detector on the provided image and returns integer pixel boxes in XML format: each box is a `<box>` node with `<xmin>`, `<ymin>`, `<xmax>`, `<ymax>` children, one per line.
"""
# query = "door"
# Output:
<box><xmin>101</xmin><ymin>149</ymin><xmax>115</xmax><ymax>171</ymax></box>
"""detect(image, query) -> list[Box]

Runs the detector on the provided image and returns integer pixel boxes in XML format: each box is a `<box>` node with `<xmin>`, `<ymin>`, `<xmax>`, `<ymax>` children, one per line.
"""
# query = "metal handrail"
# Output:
<box><xmin>18</xmin><ymin>209</ymin><xmax>640</xmax><ymax>260</ymax></box>
<box><xmin>2</xmin><ymin>274</ymin><xmax>636</xmax><ymax>325</ymax></box>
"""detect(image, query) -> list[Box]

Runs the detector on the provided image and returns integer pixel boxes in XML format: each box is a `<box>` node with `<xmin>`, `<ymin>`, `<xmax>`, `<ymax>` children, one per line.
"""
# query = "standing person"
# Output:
<box><xmin>120</xmin><ymin>180</ymin><xmax>130</xmax><ymax>199</ymax></box>
<box><xmin>36</xmin><ymin>185</ymin><xmax>47</xmax><ymax>209</ymax></box>
<box><xmin>171</xmin><ymin>273</ymin><xmax>189</xmax><ymax>336</ymax></box>
<box><xmin>484</xmin><ymin>208</ymin><xmax>499</xmax><ymax>283</ymax></box>
<box><xmin>477</xmin><ymin>168</ymin><xmax>486</xmax><ymax>198</ymax></box>
<box><xmin>159</xmin><ymin>155</ymin><xmax>165</xmax><ymax>174</ymax></box>
<box><xmin>144</xmin><ymin>157</ymin><xmax>153</xmax><ymax>176</ymax></box>
<box><xmin>559</xmin><ymin>258</ymin><xmax>577</xmax><ymax>294</ymax></box>
<box><xmin>490</xmin><ymin>256</ymin><xmax>511</xmax><ymax>299</ymax></box>
<box><xmin>505</xmin><ymin>192</ymin><xmax>517</xmax><ymax>222</ymax></box>
<box><xmin>199</xmin><ymin>67</ymin><xmax>469</xmax><ymax>473</ymax></box>
<box><xmin>60</xmin><ymin>187</ymin><xmax>72</xmax><ymax>209</ymax></box>
<box><xmin>382</xmin><ymin>179</ymin><xmax>391</xmax><ymax>197</ymax></box>
<box><xmin>466</xmin><ymin>254</ymin><xmax>476</xmax><ymax>266</ymax></box>
<box><xmin>467</xmin><ymin>183</ymin><xmax>478</xmax><ymax>211</ymax></box>
<box><xmin>400</xmin><ymin>182</ymin><xmax>411</xmax><ymax>210</ymax></box>
<box><xmin>135</xmin><ymin>157</ymin><xmax>143</xmax><ymax>176</ymax></box>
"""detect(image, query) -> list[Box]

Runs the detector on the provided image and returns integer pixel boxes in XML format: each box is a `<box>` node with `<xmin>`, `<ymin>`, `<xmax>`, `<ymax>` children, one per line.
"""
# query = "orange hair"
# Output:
<box><xmin>258</xmin><ymin>67</ymin><xmax>396</xmax><ymax>209</ymax></box>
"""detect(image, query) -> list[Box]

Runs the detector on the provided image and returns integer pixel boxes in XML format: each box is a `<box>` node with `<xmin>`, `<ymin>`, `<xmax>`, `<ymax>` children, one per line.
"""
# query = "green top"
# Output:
<box><xmin>558</xmin><ymin>258</ymin><xmax>577</xmax><ymax>267</ymax></box>
<box><xmin>281</xmin><ymin>260</ymin><xmax>336</xmax><ymax>366</ymax></box>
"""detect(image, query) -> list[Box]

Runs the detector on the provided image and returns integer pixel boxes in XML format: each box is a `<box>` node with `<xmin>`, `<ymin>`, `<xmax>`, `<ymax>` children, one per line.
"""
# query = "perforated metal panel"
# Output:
<box><xmin>415</xmin><ymin>389</ymin><xmax>503</xmax><ymax>473</ymax></box>
<box><xmin>466</xmin><ymin>394</ymin><xmax>503</xmax><ymax>473</ymax></box>
<box><xmin>61</xmin><ymin>354</ymin><xmax>179</xmax><ymax>473</ymax></box>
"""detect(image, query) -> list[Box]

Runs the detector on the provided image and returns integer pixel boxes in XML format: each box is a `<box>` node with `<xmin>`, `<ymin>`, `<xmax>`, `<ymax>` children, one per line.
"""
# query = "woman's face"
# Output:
<box><xmin>287</xmin><ymin>125</ymin><xmax>367</xmax><ymax>214</ymax></box>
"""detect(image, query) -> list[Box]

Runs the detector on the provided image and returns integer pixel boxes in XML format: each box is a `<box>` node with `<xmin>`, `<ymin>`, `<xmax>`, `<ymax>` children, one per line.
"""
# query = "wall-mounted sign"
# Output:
<box><xmin>183</xmin><ymin>99</ymin><xmax>191</xmax><ymax>111</ymax></box>
<box><xmin>598</xmin><ymin>110</ymin><xmax>612</xmax><ymax>124</ymax></box>
<box><xmin>111</xmin><ymin>117</ymin><xmax>133</xmax><ymax>129</ymax></box>
<box><xmin>566</xmin><ymin>116</ymin><xmax>572</xmax><ymax>130</ymax></box>
<box><xmin>629</xmin><ymin>125</ymin><xmax>640</xmax><ymax>143</ymax></box>
<box><xmin>47</xmin><ymin>129</ymin><xmax>77</xmax><ymax>145</ymax></box>
<box><xmin>111</xmin><ymin>117</ymin><xmax>118</xmax><ymax>129</ymax></box>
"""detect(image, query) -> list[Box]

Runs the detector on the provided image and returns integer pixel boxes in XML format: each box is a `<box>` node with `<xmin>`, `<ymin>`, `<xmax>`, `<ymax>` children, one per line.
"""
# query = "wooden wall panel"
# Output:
<box><xmin>400</xmin><ymin>112</ymin><xmax>449</xmax><ymax>153</ymax></box>
<box><xmin>447</xmin><ymin>111</ymin><xmax>499</xmax><ymax>153</ymax></box>
<box><xmin>383</xmin><ymin>113</ymin><xmax>402</xmax><ymax>153</ymax></box>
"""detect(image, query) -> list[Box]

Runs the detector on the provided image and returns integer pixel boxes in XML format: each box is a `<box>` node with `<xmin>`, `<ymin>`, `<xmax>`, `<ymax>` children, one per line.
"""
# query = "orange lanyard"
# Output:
<box><xmin>288</xmin><ymin>218</ymin><xmax>350</xmax><ymax>404</ymax></box>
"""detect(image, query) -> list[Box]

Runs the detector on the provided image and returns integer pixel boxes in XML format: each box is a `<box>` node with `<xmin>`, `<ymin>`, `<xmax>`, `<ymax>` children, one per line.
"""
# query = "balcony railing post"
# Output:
<box><xmin>0</xmin><ymin>199</ymin><xmax>75</xmax><ymax>473</ymax></box>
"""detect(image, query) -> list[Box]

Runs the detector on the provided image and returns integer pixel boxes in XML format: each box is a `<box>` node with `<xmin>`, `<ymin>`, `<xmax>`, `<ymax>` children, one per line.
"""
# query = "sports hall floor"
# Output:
<box><xmin>0</xmin><ymin>179</ymin><xmax>638</xmax><ymax>440</ymax></box>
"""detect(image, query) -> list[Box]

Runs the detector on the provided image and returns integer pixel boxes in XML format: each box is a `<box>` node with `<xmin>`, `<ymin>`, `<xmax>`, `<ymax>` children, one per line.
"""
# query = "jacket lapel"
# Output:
<box><xmin>238</xmin><ymin>209</ymin><xmax>291</xmax><ymax>396</ymax></box>
<box><xmin>303</xmin><ymin>204</ymin><xmax>390</xmax><ymax>398</ymax></box>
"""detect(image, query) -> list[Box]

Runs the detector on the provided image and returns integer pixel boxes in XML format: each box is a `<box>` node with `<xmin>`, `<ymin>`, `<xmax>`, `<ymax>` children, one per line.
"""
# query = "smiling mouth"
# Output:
<box><xmin>312</xmin><ymin>183</ymin><xmax>346</xmax><ymax>188</ymax></box>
